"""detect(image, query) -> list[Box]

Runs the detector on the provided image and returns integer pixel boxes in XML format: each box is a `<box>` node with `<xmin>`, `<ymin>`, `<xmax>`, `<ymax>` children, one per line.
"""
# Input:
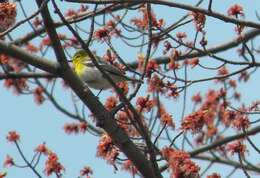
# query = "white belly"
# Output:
<box><xmin>79</xmin><ymin>67</ymin><xmax>122</xmax><ymax>90</ymax></box>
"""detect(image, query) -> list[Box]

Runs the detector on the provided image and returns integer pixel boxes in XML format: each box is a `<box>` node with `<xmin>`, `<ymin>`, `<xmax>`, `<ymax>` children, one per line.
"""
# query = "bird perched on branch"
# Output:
<box><xmin>71</xmin><ymin>50</ymin><xmax>142</xmax><ymax>90</ymax></box>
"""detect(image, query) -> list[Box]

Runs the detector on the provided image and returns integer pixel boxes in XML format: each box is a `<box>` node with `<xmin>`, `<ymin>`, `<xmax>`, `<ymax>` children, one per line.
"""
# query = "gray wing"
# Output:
<box><xmin>83</xmin><ymin>60</ymin><xmax>129</xmax><ymax>79</ymax></box>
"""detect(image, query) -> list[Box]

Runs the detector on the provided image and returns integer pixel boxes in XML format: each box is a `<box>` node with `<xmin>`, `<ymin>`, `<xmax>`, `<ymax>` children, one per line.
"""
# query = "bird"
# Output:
<box><xmin>71</xmin><ymin>50</ymin><xmax>142</xmax><ymax>90</ymax></box>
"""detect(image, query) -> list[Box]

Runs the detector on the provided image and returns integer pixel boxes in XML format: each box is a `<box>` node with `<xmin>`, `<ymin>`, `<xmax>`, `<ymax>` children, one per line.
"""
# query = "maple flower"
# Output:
<box><xmin>0</xmin><ymin>54</ymin><xmax>9</xmax><ymax>64</ymax></box>
<box><xmin>232</xmin><ymin>114</ymin><xmax>250</xmax><ymax>130</ymax></box>
<box><xmin>176</xmin><ymin>32</ymin><xmax>187</xmax><ymax>41</ymax></box>
<box><xmin>35</xmin><ymin>143</ymin><xmax>49</xmax><ymax>155</ymax></box>
<box><xmin>26</xmin><ymin>43</ymin><xmax>39</xmax><ymax>53</ymax></box>
<box><xmin>148</xmin><ymin>74</ymin><xmax>165</xmax><ymax>93</ymax></box>
<box><xmin>227</xmin><ymin>4</ymin><xmax>244</xmax><ymax>17</ymax></box>
<box><xmin>192</xmin><ymin>93</ymin><xmax>202</xmax><ymax>104</ymax></box>
<box><xmin>63</xmin><ymin>122</ymin><xmax>88</xmax><ymax>134</ymax></box>
<box><xmin>97</xmin><ymin>134</ymin><xmax>119</xmax><ymax>165</ymax></box>
<box><xmin>33</xmin><ymin>87</ymin><xmax>45</xmax><ymax>105</ymax></box>
<box><xmin>161</xmin><ymin>148</ymin><xmax>200</xmax><ymax>177</ymax></box>
<box><xmin>136</xmin><ymin>96</ymin><xmax>155</xmax><ymax>112</ymax></box>
<box><xmin>181</xmin><ymin>111</ymin><xmax>206</xmax><ymax>134</ymax></box>
<box><xmin>44</xmin><ymin>152</ymin><xmax>64</xmax><ymax>177</ymax></box>
<box><xmin>94</xmin><ymin>27</ymin><xmax>110</xmax><ymax>41</ymax></box>
<box><xmin>3</xmin><ymin>155</ymin><xmax>14</xmax><ymax>168</ymax></box>
<box><xmin>227</xmin><ymin>141</ymin><xmax>247</xmax><ymax>157</ymax></box>
<box><xmin>145</xmin><ymin>60</ymin><xmax>159</xmax><ymax>78</ymax></box>
<box><xmin>80</xmin><ymin>166</ymin><xmax>93</xmax><ymax>178</ymax></box>
<box><xmin>6</xmin><ymin>131</ymin><xmax>20</xmax><ymax>142</ymax></box>
<box><xmin>0</xmin><ymin>2</ymin><xmax>16</xmax><ymax>31</ymax></box>
<box><xmin>207</xmin><ymin>173</ymin><xmax>221</xmax><ymax>178</ymax></box>
<box><xmin>0</xmin><ymin>171</ymin><xmax>7</xmax><ymax>178</ymax></box>
<box><xmin>121</xmin><ymin>160</ymin><xmax>138</xmax><ymax>176</ymax></box>
<box><xmin>32</xmin><ymin>16</ymin><xmax>42</xmax><ymax>28</ymax></box>
<box><xmin>190</xmin><ymin>11</ymin><xmax>206</xmax><ymax>31</ymax></box>
<box><xmin>105</xmin><ymin>96</ymin><xmax>118</xmax><ymax>111</ymax></box>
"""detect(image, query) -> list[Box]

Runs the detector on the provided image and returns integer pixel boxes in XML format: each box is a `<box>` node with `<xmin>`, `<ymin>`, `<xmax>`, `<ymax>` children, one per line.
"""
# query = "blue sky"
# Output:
<box><xmin>1</xmin><ymin>0</ymin><xmax>260</xmax><ymax>178</ymax></box>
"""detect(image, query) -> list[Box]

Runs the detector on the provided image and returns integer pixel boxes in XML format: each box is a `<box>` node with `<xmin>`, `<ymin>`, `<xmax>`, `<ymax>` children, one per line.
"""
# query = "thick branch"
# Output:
<box><xmin>0</xmin><ymin>40</ymin><xmax>59</xmax><ymax>74</ymax></box>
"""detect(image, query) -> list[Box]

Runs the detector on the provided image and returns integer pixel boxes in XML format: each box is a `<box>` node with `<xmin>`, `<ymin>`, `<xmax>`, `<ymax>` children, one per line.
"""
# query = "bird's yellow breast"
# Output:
<box><xmin>74</xmin><ymin>62</ymin><xmax>86</xmax><ymax>78</ymax></box>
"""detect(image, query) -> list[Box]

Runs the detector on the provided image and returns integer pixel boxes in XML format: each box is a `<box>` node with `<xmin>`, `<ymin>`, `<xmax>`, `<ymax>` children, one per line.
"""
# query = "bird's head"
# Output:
<box><xmin>71</xmin><ymin>50</ymin><xmax>89</xmax><ymax>66</ymax></box>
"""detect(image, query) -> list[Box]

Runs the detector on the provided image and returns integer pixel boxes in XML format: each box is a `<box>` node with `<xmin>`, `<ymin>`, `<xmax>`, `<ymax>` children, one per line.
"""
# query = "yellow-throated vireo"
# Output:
<box><xmin>71</xmin><ymin>50</ymin><xmax>141</xmax><ymax>90</ymax></box>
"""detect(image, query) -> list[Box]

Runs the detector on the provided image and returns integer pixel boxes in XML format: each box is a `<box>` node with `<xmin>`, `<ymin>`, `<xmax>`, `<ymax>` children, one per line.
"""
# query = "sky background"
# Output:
<box><xmin>1</xmin><ymin>0</ymin><xmax>260</xmax><ymax>178</ymax></box>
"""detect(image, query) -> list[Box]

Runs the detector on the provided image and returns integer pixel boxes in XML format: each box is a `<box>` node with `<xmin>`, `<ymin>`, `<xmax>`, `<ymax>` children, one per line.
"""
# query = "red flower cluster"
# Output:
<box><xmin>136</xmin><ymin>96</ymin><xmax>155</xmax><ymax>112</ymax></box>
<box><xmin>169</xmin><ymin>49</ymin><xmax>181</xmax><ymax>70</ymax></box>
<box><xmin>3</xmin><ymin>155</ymin><xmax>14</xmax><ymax>168</ymax></box>
<box><xmin>35</xmin><ymin>143</ymin><xmax>49</xmax><ymax>155</ymax></box>
<box><xmin>4</xmin><ymin>78</ymin><xmax>27</xmax><ymax>94</ymax></box>
<box><xmin>80</xmin><ymin>166</ymin><xmax>93</xmax><ymax>178</ymax></box>
<box><xmin>181</xmin><ymin>110</ymin><xmax>206</xmax><ymax>134</ymax></box>
<box><xmin>207</xmin><ymin>173</ymin><xmax>221</xmax><ymax>178</ymax></box>
<box><xmin>227</xmin><ymin>4</ymin><xmax>244</xmax><ymax>17</ymax></box>
<box><xmin>176</xmin><ymin>32</ymin><xmax>187</xmax><ymax>41</ymax></box>
<box><xmin>161</xmin><ymin>147</ymin><xmax>200</xmax><ymax>178</ymax></box>
<box><xmin>121</xmin><ymin>160</ymin><xmax>138</xmax><ymax>176</ymax></box>
<box><xmin>96</xmin><ymin>134</ymin><xmax>119</xmax><ymax>165</ymax></box>
<box><xmin>65</xmin><ymin>5</ymin><xmax>88</xmax><ymax>18</ymax></box>
<box><xmin>6</xmin><ymin>131</ymin><xmax>20</xmax><ymax>142</ymax></box>
<box><xmin>190</xmin><ymin>11</ymin><xmax>206</xmax><ymax>32</ymax></box>
<box><xmin>105</xmin><ymin>96</ymin><xmax>118</xmax><ymax>111</ymax></box>
<box><xmin>227</xmin><ymin>141</ymin><xmax>247</xmax><ymax>156</ymax></box>
<box><xmin>44</xmin><ymin>152</ymin><xmax>64</xmax><ymax>177</ymax></box>
<box><xmin>160</xmin><ymin>107</ymin><xmax>175</xmax><ymax>128</ymax></box>
<box><xmin>94</xmin><ymin>19</ymin><xmax>121</xmax><ymax>42</ymax></box>
<box><xmin>63</xmin><ymin>122</ymin><xmax>88</xmax><ymax>134</ymax></box>
<box><xmin>131</xmin><ymin>6</ymin><xmax>164</xmax><ymax>30</ymax></box>
<box><xmin>33</xmin><ymin>87</ymin><xmax>45</xmax><ymax>105</ymax></box>
<box><xmin>148</xmin><ymin>74</ymin><xmax>165</xmax><ymax>93</ymax></box>
<box><xmin>192</xmin><ymin>92</ymin><xmax>202</xmax><ymax>104</ymax></box>
<box><xmin>0</xmin><ymin>2</ymin><xmax>16</xmax><ymax>31</ymax></box>
<box><xmin>32</xmin><ymin>16</ymin><xmax>42</xmax><ymax>28</ymax></box>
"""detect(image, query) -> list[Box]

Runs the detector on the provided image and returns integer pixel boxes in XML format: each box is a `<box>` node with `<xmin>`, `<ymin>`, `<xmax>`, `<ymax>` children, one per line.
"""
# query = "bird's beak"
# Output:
<box><xmin>67</xmin><ymin>60</ymin><xmax>73</xmax><ymax>62</ymax></box>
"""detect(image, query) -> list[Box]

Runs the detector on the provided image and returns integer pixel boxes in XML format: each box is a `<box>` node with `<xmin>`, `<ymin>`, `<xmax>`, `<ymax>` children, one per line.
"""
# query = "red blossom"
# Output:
<box><xmin>116</xmin><ymin>81</ymin><xmax>129</xmax><ymax>95</ymax></box>
<box><xmin>145</xmin><ymin>60</ymin><xmax>159</xmax><ymax>77</ymax></box>
<box><xmin>227</xmin><ymin>141</ymin><xmax>247</xmax><ymax>156</ymax></box>
<box><xmin>161</xmin><ymin>148</ymin><xmax>200</xmax><ymax>177</ymax></box>
<box><xmin>163</xmin><ymin>41</ymin><xmax>172</xmax><ymax>54</ymax></box>
<box><xmin>105</xmin><ymin>96</ymin><xmax>118</xmax><ymax>111</ymax></box>
<box><xmin>131</xmin><ymin>6</ymin><xmax>163</xmax><ymax>30</ymax></box>
<box><xmin>44</xmin><ymin>152</ymin><xmax>64</xmax><ymax>177</ymax></box>
<box><xmin>80</xmin><ymin>166</ymin><xmax>93</xmax><ymax>178</ymax></box>
<box><xmin>192</xmin><ymin>93</ymin><xmax>202</xmax><ymax>104</ymax></box>
<box><xmin>136</xmin><ymin>96</ymin><xmax>154</xmax><ymax>112</ymax></box>
<box><xmin>227</xmin><ymin>4</ymin><xmax>244</xmax><ymax>17</ymax></box>
<box><xmin>121</xmin><ymin>160</ymin><xmax>138</xmax><ymax>176</ymax></box>
<box><xmin>190</xmin><ymin>11</ymin><xmax>206</xmax><ymax>31</ymax></box>
<box><xmin>166</xmin><ymin>82</ymin><xmax>179</xmax><ymax>98</ymax></box>
<box><xmin>97</xmin><ymin>134</ymin><xmax>119</xmax><ymax>165</ymax></box>
<box><xmin>148</xmin><ymin>74</ymin><xmax>165</xmax><ymax>93</ymax></box>
<box><xmin>26</xmin><ymin>43</ymin><xmax>39</xmax><ymax>53</ymax></box>
<box><xmin>0</xmin><ymin>172</ymin><xmax>7</xmax><ymax>178</ymax></box>
<box><xmin>35</xmin><ymin>143</ymin><xmax>49</xmax><ymax>155</ymax></box>
<box><xmin>207</xmin><ymin>173</ymin><xmax>221</xmax><ymax>178</ymax></box>
<box><xmin>176</xmin><ymin>32</ymin><xmax>187</xmax><ymax>41</ymax></box>
<box><xmin>6</xmin><ymin>131</ymin><xmax>20</xmax><ymax>142</ymax></box>
<box><xmin>188</xmin><ymin>57</ymin><xmax>199</xmax><ymax>68</ymax></box>
<box><xmin>160</xmin><ymin>107</ymin><xmax>175</xmax><ymax>128</ymax></box>
<box><xmin>232</xmin><ymin>114</ymin><xmax>250</xmax><ymax>130</ymax></box>
<box><xmin>181</xmin><ymin>111</ymin><xmax>206</xmax><ymax>133</ymax></box>
<box><xmin>33</xmin><ymin>87</ymin><xmax>45</xmax><ymax>105</ymax></box>
<box><xmin>238</xmin><ymin>71</ymin><xmax>249</xmax><ymax>82</ymax></box>
<box><xmin>218</xmin><ymin>66</ymin><xmax>229</xmax><ymax>76</ymax></box>
<box><xmin>0</xmin><ymin>54</ymin><xmax>9</xmax><ymax>64</ymax></box>
<box><xmin>3</xmin><ymin>155</ymin><xmax>14</xmax><ymax>168</ymax></box>
<box><xmin>32</xmin><ymin>16</ymin><xmax>42</xmax><ymax>28</ymax></box>
<box><xmin>65</xmin><ymin>9</ymin><xmax>78</xmax><ymax>17</ymax></box>
<box><xmin>63</xmin><ymin>122</ymin><xmax>87</xmax><ymax>134</ymax></box>
<box><xmin>0</xmin><ymin>2</ymin><xmax>16</xmax><ymax>31</ymax></box>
